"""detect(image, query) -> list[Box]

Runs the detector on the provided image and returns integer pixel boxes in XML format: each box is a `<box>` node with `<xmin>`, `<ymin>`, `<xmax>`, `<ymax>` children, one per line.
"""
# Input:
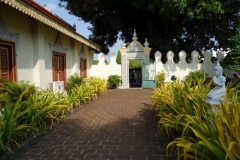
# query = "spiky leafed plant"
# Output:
<box><xmin>151</xmin><ymin>78</ymin><xmax>212</xmax><ymax>134</ymax></box>
<box><xmin>85</xmin><ymin>78</ymin><xmax>106</xmax><ymax>96</ymax></box>
<box><xmin>152</xmin><ymin>75</ymin><xmax>240</xmax><ymax>159</ymax></box>
<box><xmin>167</xmin><ymin>85</ymin><xmax>240</xmax><ymax>159</ymax></box>
<box><xmin>66</xmin><ymin>73</ymin><xmax>84</xmax><ymax>94</ymax></box>
<box><xmin>184</xmin><ymin>70</ymin><xmax>208</xmax><ymax>87</ymax></box>
<box><xmin>0</xmin><ymin>87</ymin><xmax>38</xmax><ymax>152</ymax></box>
<box><xmin>155</xmin><ymin>71</ymin><xmax>166</xmax><ymax>88</ymax></box>
<box><xmin>28</xmin><ymin>89</ymin><xmax>72</xmax><ymax>129</ymax></box>
<box><xmin>0</xmin><ymin>80</ymin><xmax>36</xmax><ymax>106</ymax></box>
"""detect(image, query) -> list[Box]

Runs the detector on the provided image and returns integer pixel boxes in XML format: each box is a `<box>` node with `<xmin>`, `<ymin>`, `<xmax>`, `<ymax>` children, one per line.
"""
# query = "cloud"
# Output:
<box><xmin>44</xmin><ymin>3</ymin><xmax>68</xmax><ymax>15</ymax></box>
<box><xmin>46</xmin><ymin>3</ymin><xmax>57</xmax><ymax>11</ymax></box>
<box><xmin>59</xmin><ymin>7</ymin><xmax>69</xmax><ymax>14</ymax></box>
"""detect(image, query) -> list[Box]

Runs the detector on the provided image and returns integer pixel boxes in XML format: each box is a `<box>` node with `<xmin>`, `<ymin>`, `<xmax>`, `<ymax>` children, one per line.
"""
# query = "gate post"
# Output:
<box><xmin>143</xmin><ymin>39</ymin><xmax>151</xmax><ymax>64</ymax></box>
<box><xmin>119</xmin><ymin>43</ymin><xmax>129</xmax><ymax>89</ymax></box>
<box><xmin>142</xmin><ymin>39</ymin><xmax>156</xmax><ymax>89</ymax></box>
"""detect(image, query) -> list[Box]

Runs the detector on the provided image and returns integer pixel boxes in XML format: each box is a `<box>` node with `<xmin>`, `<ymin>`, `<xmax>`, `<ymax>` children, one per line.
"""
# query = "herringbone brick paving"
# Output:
<box><xmin>14</xmin><ymin>89</ymin><xmax>175</xmax><ymax>160</ymax></box>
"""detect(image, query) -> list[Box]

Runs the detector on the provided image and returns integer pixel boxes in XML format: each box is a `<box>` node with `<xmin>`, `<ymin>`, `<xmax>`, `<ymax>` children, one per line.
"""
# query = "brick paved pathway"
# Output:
<box><xmin>15</xmin><ymin>89</ymin><xmax>175</xmax><ymax>160</ymax></box>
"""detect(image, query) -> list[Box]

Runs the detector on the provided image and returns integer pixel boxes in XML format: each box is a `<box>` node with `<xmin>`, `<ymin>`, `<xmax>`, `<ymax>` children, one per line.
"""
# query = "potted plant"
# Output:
<box><xmin>107</xmin><ymin>74</ymin><xmax>122</xmax><ymax>89</ymax></box>
<box><xmin>171</xmin><ymin>75</ymin><xmax>177</xmax><ymax>82</ymax></box>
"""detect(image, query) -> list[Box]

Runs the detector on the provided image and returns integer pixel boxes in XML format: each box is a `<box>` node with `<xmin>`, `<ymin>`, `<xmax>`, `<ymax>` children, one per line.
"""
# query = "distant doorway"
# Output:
<box><xmin>129</xmin><ymin>68</ymin><xmax>142</xmax><ymax>88</ymax></box>
<box><xmin>129</xmin><ymin>59</ymin><xmax>142</xmax><ymax>88</ymax></box>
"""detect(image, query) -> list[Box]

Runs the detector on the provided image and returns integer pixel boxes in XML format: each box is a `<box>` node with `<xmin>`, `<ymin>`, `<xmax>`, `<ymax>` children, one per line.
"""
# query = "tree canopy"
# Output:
<box><xmin>220</xmin><ymin>29</ymin><xmax>240</xmax><ymax>74</ymax></box>
<box><xmin>59</xmin><ymin>0</ymin><xmax>240</xmax><ymax>61</ymax></box>
<box><xmin>116</xmin><ymin>50</ymin><xmax>121</xmax><ymax>64</ymax></box>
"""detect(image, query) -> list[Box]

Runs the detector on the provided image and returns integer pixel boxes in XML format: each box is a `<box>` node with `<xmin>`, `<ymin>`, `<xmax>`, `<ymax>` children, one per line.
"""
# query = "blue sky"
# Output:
<box><xmin>35</xmin><ymin>0</ymin><xmax>121</xmax><ymax>61</ymax></box>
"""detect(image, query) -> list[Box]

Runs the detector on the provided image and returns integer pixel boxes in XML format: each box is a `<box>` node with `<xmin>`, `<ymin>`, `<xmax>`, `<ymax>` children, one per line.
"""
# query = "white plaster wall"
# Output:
<box><xmin>61</xmin><ymin>34</ymin><xmax>74</xmax><ymax>79</ymax></box>
<box><xmin>90</xmin><ymin>52</ymin><xmax>121</xmax><ymax>79</ymax></box>
<box><xmin>32</xmin><ymin>21</ymin><xmax>46</xmax><ymax>88</ymax></box>
<box><xmin>0</xmin><ymin>4</ymin><xmax>35</xmax><ymax>84</ymax></box>
<box><xmin>91</xmin><ymin>50</ymin><xmax>237</xmax><ymax>83</ymax></box>
<box><xmin>0</xmin><ymin>3</ymin><xmax>93</xmax><ymax>89</ymax></box>
<box><xmin>41</xmin><ymin>23</ymin><xmax>56</xmax><ymax>89</ymax></box>
<box><xmin>72</xmin><ymin>40</ymin><xmax>80</xmax><ymax>75</ymax></box>
<box><xmin>155</xmin><ymin>50</ymin><xmax>236</xmax><ymax>80</ymax></box>
<box><xmin>41</xmin><ymin>26</ymin><xmax>91</xmax><ymax>89</ymax></box>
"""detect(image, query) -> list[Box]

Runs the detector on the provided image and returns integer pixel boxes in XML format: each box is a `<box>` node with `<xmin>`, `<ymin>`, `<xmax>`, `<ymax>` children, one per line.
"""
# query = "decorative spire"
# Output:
<box><xmin>144</xmin><ymin>38</ymin><xmax>149</xmax><ymax>48</ymax></box>
<box><xmin>121</xmin><ymin>40</ymin><xmax>126</xmax><ymax>48</ymax></box>
<box><xmin>132</xmin><ymin>29</ymin><xmax>137</xmax><ymax>41</ymax></box>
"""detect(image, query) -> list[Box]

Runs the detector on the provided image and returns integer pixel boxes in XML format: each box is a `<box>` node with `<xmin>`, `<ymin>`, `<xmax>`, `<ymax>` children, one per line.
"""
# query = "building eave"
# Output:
<box><xmin>0</xmin><ymin>0</ymin><xmax>101</xmax><ymax>52</ymax></box>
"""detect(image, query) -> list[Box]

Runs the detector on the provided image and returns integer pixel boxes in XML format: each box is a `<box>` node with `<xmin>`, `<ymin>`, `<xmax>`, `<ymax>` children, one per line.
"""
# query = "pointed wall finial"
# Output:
<box><xmin>132</xmin><ymin>29</ymin><xmax>137</xmax><ymax>41</ymax></box>
<box><xmin>144</xmin><ymin>38</ymin><xmax>149</xmax><ymax>48</ymax></box>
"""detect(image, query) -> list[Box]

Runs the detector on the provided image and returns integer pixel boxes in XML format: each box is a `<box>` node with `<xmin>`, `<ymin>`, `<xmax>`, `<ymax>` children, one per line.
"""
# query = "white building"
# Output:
<box><xmin>0</xmin><ymin>0</ymin><xmax>101</xmax><ymax>89</ymax></box>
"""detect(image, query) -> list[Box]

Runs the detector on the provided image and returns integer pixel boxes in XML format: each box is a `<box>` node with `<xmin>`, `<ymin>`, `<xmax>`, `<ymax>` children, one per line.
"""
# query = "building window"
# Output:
<box><xmin>80</xmin><ymin>58</ymin><xmax>87</xmax><ymax>78</ymax></box>
<box><xmin>52</xmin><ymin>52</ymin><xmax>66</xmax><ymax>85</ymax></box>
<box><xmin>0</xmin><ymin>40</ymin><xmax>16</xmax><ymax>82</ymax></box>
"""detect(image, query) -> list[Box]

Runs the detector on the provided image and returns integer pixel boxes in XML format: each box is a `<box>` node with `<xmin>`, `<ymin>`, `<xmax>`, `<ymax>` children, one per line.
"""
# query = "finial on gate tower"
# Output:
<box><xmin>132</xmin><ymin>29</ymin><xmax>137</xmax><ymax>41</ymax></box>
<box><xmin>144</xmin><ymin>38</ymin><xmax>149</xmax><ymax>48</ymax></box>
<box><xmin>121</xmin><ymin>39</ymin><xmax>127</xmax><ymax>48</ymax></box>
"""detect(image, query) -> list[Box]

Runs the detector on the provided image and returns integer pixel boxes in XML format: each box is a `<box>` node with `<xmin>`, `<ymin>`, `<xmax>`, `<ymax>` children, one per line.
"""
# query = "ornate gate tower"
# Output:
<box><xmin>119</xmin><ymin>30</ymin><xmax>151</xmax><ymax>89</ymax></box>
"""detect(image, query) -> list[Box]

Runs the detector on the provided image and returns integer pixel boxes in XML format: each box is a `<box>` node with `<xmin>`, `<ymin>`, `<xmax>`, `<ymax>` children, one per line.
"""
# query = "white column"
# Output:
<box><xmin>72</xmin><ymin>40</ymin><xmax>79</xmax><ymax>75</ymax></box>
<box><xmin>33</xmin><ymin>21</ymin><xmax>46</xmax><ymax>89</ymax></box>
<box><xmin>87</xmin><ymin>49</ymin><xmax>95</xmax><ymax>77</ymax></box>
<box><xmin>119</xmin><ymin>47</ymin><xmax>128</xmax><ymax>89</ymax></box>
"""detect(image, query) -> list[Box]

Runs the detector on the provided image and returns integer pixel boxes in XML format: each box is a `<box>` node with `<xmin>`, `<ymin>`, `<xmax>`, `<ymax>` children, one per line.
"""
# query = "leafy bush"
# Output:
<box><xmin>184</xmin><ymin>70</ymin><xmax>207</xmax><ymax>86</ymax></box>
<box><xmin>85</xmin><ymin>78</ymin><xmax>106</xmax><ymax>95</ymax></box>
<box><xmin>107</xmin><ymin>75</ymin><xmax>122</xmax><ymax>88</ymax></box>
<box><xmin>170</xmin><ymin>75</ymin><xmax>177</xmax><ymax>81</ymax></box>
<box><xmin>151</xmin><ymin>78</ymin><xmax>240</xmax><ymax>159</ymax></box>
<box><xmin>151</xmin><ymin>79</ymin><xmax>211</xmax><ymax>136</ymax></box>
<box><xmin>0</xmin><ymin>80</ymin><xmax>36</xmax><ymax>103</ymax></box>
<box><xmin>70</xmin><ymin>78</ymin><xmax>106</xmax><ymax>104</ymax></box>
<box><xmin>66</xmin><ymin>73</ymin><xmax>84</xmax><ymax>94</ymax></box>
<box><xmin>0</xmin><ymin>77</ymin><xmax>106</xmax><ymax>154</ymax></box>
<box><xmin>0</xmin><ymin>87</ymin><xmax>38</xmax><ymax>152</ymax></box>
<box><xmin>155</xmin><ymin>72</ymin><xmax>166</xmax><ymax>87</ymax></box>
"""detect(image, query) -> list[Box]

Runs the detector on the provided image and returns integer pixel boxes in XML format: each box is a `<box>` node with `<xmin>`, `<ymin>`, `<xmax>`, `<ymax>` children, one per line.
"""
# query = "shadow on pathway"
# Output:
<box><xmin>14</xmin><ymin>89</ymin><xmax>175</xmax><ymax>160</ymax></box>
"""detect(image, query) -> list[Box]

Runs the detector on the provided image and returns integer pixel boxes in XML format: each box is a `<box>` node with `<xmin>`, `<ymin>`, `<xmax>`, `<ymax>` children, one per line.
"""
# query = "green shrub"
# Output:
<box><xmin>151</xmin><ymin>78</ymin><xmax>240</xmax><ymax>159</ymax></box>
<box><xmin>155</xmin><ymin>72</ymin><xmax>166</xmax><ymax>87</ymax></box>
<box><xmin>170</xmin><ymin>75</ymin><xmax>177</xmax><ymax>82</ymax></box>
<box><xmin>0</xmin><ymin>87</ymin><xmax>38</xmax><ymax>152</ymax></box>
<box><xmin>185</xmin><ymin>70</ymin><xmax>207</xmax><ymax>86</ymax></box>
<box><xmin>0</xmin><ymin>77</ymin><xmax>107</xmax><ymax>154</ymax></box>
<box><xmin>107</xmin><ymin>75</ymin><xmax>122</xmax><ymax>88</ymax></box>
<box><xmin>0</xmin><ymin>80</ymin><xmax>36</xmax><ymax>103</ymax></box>
<box><xmin>66</xmin><ymin>73</ymin><xmax>84</xmax><ymax>94</ymax></box>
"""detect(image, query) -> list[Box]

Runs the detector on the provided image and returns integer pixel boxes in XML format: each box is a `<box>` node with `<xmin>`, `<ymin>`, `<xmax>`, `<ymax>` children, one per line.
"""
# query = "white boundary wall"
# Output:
<box><xmin>90</xmin><ymin>52</ymin><xmax>121</xmax><ymax>79</ymax></box>
<box><xmin>90</xmin><ymin>50</ymin><xmax>237</xmax><ymax>81</ymax></box>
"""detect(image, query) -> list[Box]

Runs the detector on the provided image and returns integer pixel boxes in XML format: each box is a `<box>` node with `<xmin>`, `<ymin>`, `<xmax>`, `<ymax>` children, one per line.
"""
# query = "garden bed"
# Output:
<box><xmin>0</xmin><ymin>130</ymin><xmax>48</xmax><ymax>160</ymax></box>
<box><xmin>0</xmin><ymin>77</ymin><xmax>106</xmax><ymax>157</ymax></box>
